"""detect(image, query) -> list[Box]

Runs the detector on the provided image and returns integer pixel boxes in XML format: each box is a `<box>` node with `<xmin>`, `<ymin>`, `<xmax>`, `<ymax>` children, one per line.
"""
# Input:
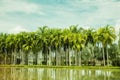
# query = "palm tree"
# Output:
<box><xmin>0</xmin><ymin>25</ymin><xmax>118</xmax><ymax>67</ymax></box>
<box><xmin>21</xmin><ymin>32</ymin><xmax>35</xmax><ymax>65</ymax></box>
<box><xmin>105</xmin><ymin>26</ymin><xmax>116</xmax><ymax>66</ymax></box>
<box><xmin>29</xmin><ymin>32</ymin><xmax>41</xmax><ymax>65</ymax></box>
<box><xmin>97</xmin><ymin>25</ymin><xmax>116</xmax><ymax>66</ymax></box>
<box><xmin>63</xmin><ymin>29</ymin><xmax>73</xmax><ymax>66</ymax></box>
<box><xmin>85</xmin><ymin>28</ymin><xmax>98</xmax><ymax>65</ymax></box>
<box><xmin>5</xmin><ymin>34</ymin><xmax>16</xmax><ymax>65</ymax></box>
<box><xmin>38</xmin><ymin>26</ymin><xmax>52</xmax><ymax>65</ymax></box>
<box><xmin>73</xmin><ymin>33</ymin><xmax>87</xmax><ymax>66</ymax></box>
<box><xmin>15</xmin><ymin>32</ymin><xmax>26</xmax><ymax>65</ymax></box>
<box><xmin>0</xmin><ymin>33</ymin><xmax>8</xmax><ymax>64</ymax></box>
<box><xmin>49</xmin><ymin>28</ymin><xmax>63</xmax><ymax>66</ymax></box>
<box><xmin>69</xmin><ymin>25</ymin><xmax>79</xmax><ymax>33</ymax></box>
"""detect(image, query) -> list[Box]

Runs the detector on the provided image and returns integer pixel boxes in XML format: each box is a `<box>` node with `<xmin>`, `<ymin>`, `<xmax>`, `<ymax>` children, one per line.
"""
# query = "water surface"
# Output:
<box><xmin>0</xmin><ymin>67</ymin><xmax>120</xmax><ymax>80</ymax></box>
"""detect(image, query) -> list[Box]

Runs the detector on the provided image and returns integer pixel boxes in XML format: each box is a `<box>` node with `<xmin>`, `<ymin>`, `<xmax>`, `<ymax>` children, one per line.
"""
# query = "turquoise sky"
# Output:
<box><xmin>0</xmin><ymin>0</ymin><xmax>120</xmax><ymax>33</ymax></box>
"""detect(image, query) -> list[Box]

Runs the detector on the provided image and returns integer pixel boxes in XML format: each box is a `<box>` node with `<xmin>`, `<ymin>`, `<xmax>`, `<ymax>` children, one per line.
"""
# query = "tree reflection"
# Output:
<box><xmin>0</xmin><ymin>68</ymin><xmax>120</xmax><ymax>80</ymax></box>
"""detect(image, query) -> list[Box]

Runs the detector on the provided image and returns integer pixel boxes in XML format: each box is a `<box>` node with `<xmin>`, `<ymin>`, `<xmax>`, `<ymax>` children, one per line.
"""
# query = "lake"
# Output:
<box><xmin>0</xmin><ymin>67</ymin><xmax>120</xmax><ymax>80</ymax></box>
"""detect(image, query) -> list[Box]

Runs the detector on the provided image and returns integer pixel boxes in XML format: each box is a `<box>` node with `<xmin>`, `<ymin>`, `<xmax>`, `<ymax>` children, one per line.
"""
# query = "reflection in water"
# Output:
<box><xmin>0</xmin><ymin>67</ymin><xmax>120</xmax><ymax>80</ymax></box>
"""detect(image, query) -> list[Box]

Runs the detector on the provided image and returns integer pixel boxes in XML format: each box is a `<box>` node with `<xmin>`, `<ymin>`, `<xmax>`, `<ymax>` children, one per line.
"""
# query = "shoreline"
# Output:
<box><xmin>0</xmin><ymin>65</ymin><xmax>120</xmax><ymax>69</ymax></box>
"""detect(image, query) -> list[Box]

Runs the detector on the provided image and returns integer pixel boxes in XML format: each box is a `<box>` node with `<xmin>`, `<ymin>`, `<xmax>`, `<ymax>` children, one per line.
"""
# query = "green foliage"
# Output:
<box><xmin>112</xmin><ymin>57</ymin><xmax>120</xmax><ymax>66</ymax></box>
<box><xmin>0</xmin><ymin>25</ymin><xmax>119</xmax><ymax>66</ymax></box>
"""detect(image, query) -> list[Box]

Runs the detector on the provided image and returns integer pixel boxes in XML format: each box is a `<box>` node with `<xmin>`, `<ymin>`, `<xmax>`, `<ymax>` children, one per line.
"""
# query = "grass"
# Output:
<box><xmin>0</xmin><ymin>65</ymin><xmax>120</xmax><ymax>69</ymax></box>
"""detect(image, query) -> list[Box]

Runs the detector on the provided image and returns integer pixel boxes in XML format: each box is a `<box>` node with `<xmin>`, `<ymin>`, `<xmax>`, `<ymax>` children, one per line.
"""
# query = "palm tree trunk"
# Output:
<box><xmin>68</xmin><ymin>47</ymin><xmax>71</xmax><ymax>66</ymax></box>
<box><xmin>55</xmin><ymin>50</ymin><xmax>58</xmax><ymax>66</ymax></box>
<box><xmin>13</xmin><ymin>52</ymin><xmax>16</xmax><ymax>65</ymax></box>
<box><xmin>106</xmin><ymin>45</ymin><xmax>109</xmax><ymax>66</ymax></box>
<box><xmin>92</xmin><ymin>46</ymin><xmax>96</xmax><ymax>66</ymax></box>
<box><xmin>11</xmin><ymin>51</ymin><xmax>16</xmax><ymax>65</ymax></box>
<box><xmin>43</xmin><ymin>53</ymin><xmax>47</xmax><ymax>65</ymax></box>
<box><xmin>25</xmin><ymin>53</ymin><xmax>28</xmax><ymax>65</ymax></box>
<box><xmin>78</xmin><ymin>51</ymin><xmax>81</xmax><ymax>66</ymax></box>
<box><xmin>91</xmin><ymin>45</ymin><xmax>96</xmax><ymax>66</ymax></box>
<box><xmin>65</xmin><ymin>49</ymin><xmax>69</xmax><ymax>66</ymax></box>
<box><xmin>34</xmin><ymin>53</ymin><xmax>38</xmax><ymax>65</ymax></box>
<box><xmin>58</xmin><ymin>48</ymin><xmax>61</xmax><ymax>66</ymax></box>
<box><xmin>55</xmin><ymin>48</ymin><xmax>61</xmax><ymax>66</ymax></box>
<box><xmin>77</xmin><ymin>52</ymin><xmax>79</xmax><ymax>66</ymax></box>
<box><xmin>46</xmin><ymin>51</ymin><xmax>49</xmax><ymax>65</ymax></box>
<box><xmin>102</xmin><ymin>46</ymin><xmax>105</xmax><ymax>66</ymax></box>
<box><xmin>48</xmin><ymin>48</ymin><xmax>51</xmax><ymax>66</ymax></box>
<box><xmin>42</xmin><ymin>47</ymin><xmax>47</xmax><ymax>65</ymax></box>
<box><xmin>21</xmin><ymin>51</ymin><xmax>24</xmax><ymax>65</ymax></box>
<box><xmin>4</xmin><ymin>54</ymin><xmax>7</xmax><ymax>65</ymax></box>
<box><xmin>14</xmin><ymin>50</ymin><xmax>18</xmax><ymax>65</ymax></box>
<box><xmin>75</xmin><ymin>50</ymin><xmax>77</xmax><ymax>66</ymax></box>
<box><xmin>65</xmin><ymin>50</ymin><xmax>67</xmax><ymax>66</ymax></box>
<box><xmin>11</xmin><ymin>52</ymin><xmax>13</xmax><ymax>64</ymax></box>
<box><xmin>59</xmin><ymin>47</ymin><xmax>62</xmax><ymax>65</ymax></box>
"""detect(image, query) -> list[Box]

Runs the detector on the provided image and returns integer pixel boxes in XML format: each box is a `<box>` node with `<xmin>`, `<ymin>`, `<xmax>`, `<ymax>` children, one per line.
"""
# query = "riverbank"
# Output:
<box><xmin>0</xmin><ymin>65</ymin><xmax>120</xmax><ymax>69</ymax></box>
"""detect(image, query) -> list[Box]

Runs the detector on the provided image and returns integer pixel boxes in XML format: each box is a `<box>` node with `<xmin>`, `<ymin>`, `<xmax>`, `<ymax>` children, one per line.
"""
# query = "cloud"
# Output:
<box><xmin>0</xmin><ymin>0</ymin><xmax>120</xmax><ymax>33</ymax></box>
<box><xmin>0</xmin><ymin>0</ymin><xmax>44</xmax><ymax>15</ymax></box>
<box><xmin>112</xmin><ymin>20</ymin><xmax>120</xmax><ymax>43</ymax></box>
<box><xmin>64</xmin><ymin>0</ymin><xmax>120</xmax><ymax>27</ymax></box>
<box><xmin>115</xmin><ymin>20</ymin><xmax>120</xmax><ymax>34</ymax></box>
<box><xmin>0</xmin><ymin>0</ymin><xmax>45</xmax><ymax>33</ymax></box>
<box><xmin>8</xmin><ymin>26</ymin><xmax>29</xmax><ymax>34</ymax></box>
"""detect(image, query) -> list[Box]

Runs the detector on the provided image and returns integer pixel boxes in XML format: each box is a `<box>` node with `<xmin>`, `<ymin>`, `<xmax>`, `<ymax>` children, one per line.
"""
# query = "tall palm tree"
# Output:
<box><xmin>84</xmin><ymin>28</ymin><xmax>98</xmax><ymax>65</ymax></box>
<box><xmin>29</xmin><ymin>32</ymin><xmax>41</xmax><ymax>65</ymax></box>
<box><xmin>0</xmin><ymin>25</ymin><xmax>118</xmax><ymax>67</ymax></box>
<box><xmin>15</xmin><ymin>32</ymin><xmax>26</xmax><ymax>65</ymax></box>
<box><xmin>5</xmin><ymin>34</ymin><xmax>16</xmax><ymax>64</ymax></box>
<box><xmin>0</xmin><ymin>33</ymin><xmax>8</xmax><ymax>64</ymax></box>
<box><xmin>21</xmin><ymin>32</ymin><xmax>35</xmax><ymax>65</ymax></box>
<box><xmin>50</xmin><ymin>28</ymin><xmax>62</xmax><ymax>66</ymax></box>
<box><xmin>63</xmin><ymin>29</ymin><xmax>73</xmax><ymax>66</ymax></box>
<box><xmin>97</xmin><ymin>25</ymin><xmax>116</xmax><ymax>66</ymax></box>
<box><xmin>69</xmin><ymin>25</ymin><xmax>79</xmax><ymax>33</ymax></box>
<box><xmin>73</xmin><ymin>33</ymin><xmax>87</xmax><ymax>66</ymax></box>
<box><xmin>105</xmin><ymin>26</ymin><xmax>116</xmax><ymax>66</ymax></box>
<box><xmin>40</xmin><ymin>26</ymin><xmax>52</xmax><ymax>65</ymax></box>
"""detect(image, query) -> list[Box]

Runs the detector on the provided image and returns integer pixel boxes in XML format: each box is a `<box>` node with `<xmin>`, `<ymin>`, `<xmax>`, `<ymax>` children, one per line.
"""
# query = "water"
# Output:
<box><xmin>0</xmin><ymin>67</ymin><xmax>120</xmax><ymax>80</ymax></box>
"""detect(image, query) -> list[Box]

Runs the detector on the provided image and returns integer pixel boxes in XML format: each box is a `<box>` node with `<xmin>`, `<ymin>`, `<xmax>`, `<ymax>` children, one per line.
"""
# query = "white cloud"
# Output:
<box><xmin>65</xmin><ymin>0</ymin><xmax>120</xmax><ymax>27</ymax></box>
<box><xmin>115</xmin><ymin>20</ymin><xmax>120</xmax><ymax>34</ymax></box>
<box><xmin>113</xmin><ymin>20</ymin><xmax>120</xmax><ymax>43</ymax></box>
<box><xmin>0</xmin><ymin>20</ymin><xmax>19</xmax><ymax>32</ymax></box>
<box><xmin>0</xmin><ymin>0</ymin><xmax>44</xmax><ymax>33</ymax></box>
<box><xmin>0</xmin><ymin>0</ymin><xmax>120</xmax><ymax>33</ymax></box>
<box><xmin>9</xmin><ymin>26</ymin><xmax>29</xmax><ymax>34</ymax></box>
<box><xmin>0</xmin><ymin>0</ymin><xmax>44</xmax><ymax>15</ymax></box>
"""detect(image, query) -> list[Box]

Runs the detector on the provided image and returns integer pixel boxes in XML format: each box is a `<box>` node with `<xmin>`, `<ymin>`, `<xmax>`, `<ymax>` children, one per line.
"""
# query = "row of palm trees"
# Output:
<box><xmin>0</xmin><ymin>25</ymin><xmax>118</xmax><ymax>66</ymax></box>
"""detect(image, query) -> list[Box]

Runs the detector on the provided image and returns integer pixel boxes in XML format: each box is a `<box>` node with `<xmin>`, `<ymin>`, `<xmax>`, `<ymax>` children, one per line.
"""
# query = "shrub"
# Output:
<box><xmin>112</xmin><ymin>57</ymin><xmax>120</xmax><ymax>66</ymax></box>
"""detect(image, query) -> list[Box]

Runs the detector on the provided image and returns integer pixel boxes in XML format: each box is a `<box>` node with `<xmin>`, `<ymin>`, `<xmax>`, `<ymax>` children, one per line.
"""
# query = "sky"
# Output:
<box><xmin>0</xmin><ymin>0</ymin><xmax>120</xmax><ymax>33</ymax></box>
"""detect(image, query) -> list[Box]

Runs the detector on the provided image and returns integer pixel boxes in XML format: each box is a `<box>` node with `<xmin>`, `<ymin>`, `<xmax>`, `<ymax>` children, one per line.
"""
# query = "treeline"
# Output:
<box><xmin>0</xmin><ymin>25</ymin><xmax>120</xmax><ymax>66</ymax></box>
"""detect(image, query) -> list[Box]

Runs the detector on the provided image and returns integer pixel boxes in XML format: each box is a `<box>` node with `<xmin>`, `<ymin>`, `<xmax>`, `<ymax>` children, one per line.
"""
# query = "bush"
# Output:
<box><xmin>112</xmin><ymin>58</ymin><xmax>120</xmax><ymax>66</ymax></box>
